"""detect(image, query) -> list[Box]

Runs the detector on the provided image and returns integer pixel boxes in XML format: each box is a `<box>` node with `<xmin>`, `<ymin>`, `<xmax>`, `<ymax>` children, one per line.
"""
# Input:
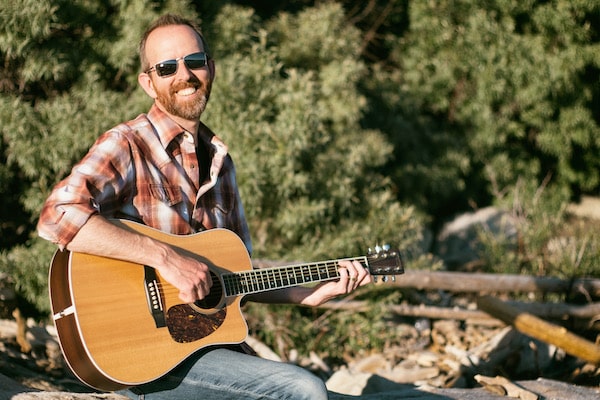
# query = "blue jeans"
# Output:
<box><xmin>117</xmin><ymin>347</ymin><xmax>328</xmax><ymax>399</ymax></box>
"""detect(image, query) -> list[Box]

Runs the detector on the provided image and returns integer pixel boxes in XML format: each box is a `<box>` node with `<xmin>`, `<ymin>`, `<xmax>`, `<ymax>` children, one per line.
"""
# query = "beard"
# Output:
<box><xmin>156</xmin><ymin>77</ymin><xmax>211</xmax><ymax>120</ymax></box>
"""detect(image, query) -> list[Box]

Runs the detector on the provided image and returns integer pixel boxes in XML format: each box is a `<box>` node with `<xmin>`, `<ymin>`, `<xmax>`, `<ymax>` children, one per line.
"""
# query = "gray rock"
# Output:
<box><xmin>435</xmin><ymin>207</ymin><xmax>517</xmax><ymax>269</ymax></box>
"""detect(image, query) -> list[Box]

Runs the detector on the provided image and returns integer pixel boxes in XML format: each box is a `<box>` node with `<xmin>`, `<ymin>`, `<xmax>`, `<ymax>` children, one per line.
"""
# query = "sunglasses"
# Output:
<box><xmin>145</xmin><ymin>52</ymin><xmax>208</xmax><ymax>77</ymax></box>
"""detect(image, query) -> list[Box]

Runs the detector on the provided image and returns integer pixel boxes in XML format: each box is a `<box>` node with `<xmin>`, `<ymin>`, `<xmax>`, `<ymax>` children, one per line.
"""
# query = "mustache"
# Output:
<box><xmin>171</xmin><ymin>76</ymin><xmax>203</xmax><ymax>94</ymax></box>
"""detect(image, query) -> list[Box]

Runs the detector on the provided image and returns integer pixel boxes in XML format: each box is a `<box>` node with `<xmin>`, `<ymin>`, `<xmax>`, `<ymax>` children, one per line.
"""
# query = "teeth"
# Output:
<box><xmin>177</xmin><ymin>87</ymin><xmax>196</xmax><ymax>96</ymax></box>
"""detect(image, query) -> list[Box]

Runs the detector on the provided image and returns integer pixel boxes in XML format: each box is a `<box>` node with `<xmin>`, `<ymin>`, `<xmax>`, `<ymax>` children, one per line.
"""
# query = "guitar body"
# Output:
<box><xmin>49</xmin><ymin>220</ymin><xmax>252</xmax><ymax>391</ymax></box>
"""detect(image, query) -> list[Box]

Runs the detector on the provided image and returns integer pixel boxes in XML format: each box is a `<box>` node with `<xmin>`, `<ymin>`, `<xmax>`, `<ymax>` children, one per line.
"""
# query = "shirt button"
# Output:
<box><xmin>183</xmin><ymin>132</ymin><xmax>194</xmax><ymax>143</ymax></box>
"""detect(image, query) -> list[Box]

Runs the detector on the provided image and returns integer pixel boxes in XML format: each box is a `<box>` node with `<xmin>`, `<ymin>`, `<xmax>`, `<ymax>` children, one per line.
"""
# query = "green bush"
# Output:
<box><xmin>478</xmin><ymin>178</ymin><xmax>600</xmax><ymax>280</ymax></box>
<box><xmin>0</xmin><ymin>0</ymin><xmax>598</xmax><ymax>323</ymax></box>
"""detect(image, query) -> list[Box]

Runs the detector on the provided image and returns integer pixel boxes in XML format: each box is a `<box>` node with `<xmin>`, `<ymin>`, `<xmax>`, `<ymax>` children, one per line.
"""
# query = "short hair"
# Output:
<box><xmin>139</xmin><ymin>14</ymin><xmax>210</xmax><ymax>71</ymax></box>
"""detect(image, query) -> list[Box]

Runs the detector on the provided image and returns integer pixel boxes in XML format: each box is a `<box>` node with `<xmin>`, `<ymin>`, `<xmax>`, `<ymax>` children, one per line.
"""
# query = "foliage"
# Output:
<box><xmin>207</xmin><ymin>3</ymin><xmax>425</xmax><ymax>260</ymax></box>
<box><xmin>244</xmin><ymin>285</ymin><xmax>405</xmax><ymax>364</ymax></box>
<box><xmin>365</xmin><ymin>0</ymin><xmax>600</xmax><ymax>221</ymax></box>
<box><xmin>0</xmin><ymin>0</ymin><xmax>199</xmax><ymax>312</ymax></box>
<box><xmin>0</xmin><ymin>237</ymin><xmax>55</xmax><ymax>314</ymax></box>
<box><xmin>477</xmin><ymin>178</ymin><xmax>600</xmax><ymax>280</ymax></box>
<box><xmin>0</xmin><ymin>0</ymin><xmax>598</xmax><ymax>335</ymax></box>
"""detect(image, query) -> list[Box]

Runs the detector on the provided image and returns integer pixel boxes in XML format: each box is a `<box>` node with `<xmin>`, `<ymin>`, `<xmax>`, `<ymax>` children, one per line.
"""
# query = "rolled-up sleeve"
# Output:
<box><xmin>37</xmin><ymin>131</ymin><xmax>132</xmax><ymax>249</ymax></box>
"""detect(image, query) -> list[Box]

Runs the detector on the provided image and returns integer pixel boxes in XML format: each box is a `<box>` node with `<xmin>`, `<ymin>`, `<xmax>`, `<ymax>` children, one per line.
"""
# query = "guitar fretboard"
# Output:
<box><xmin>222</xmin><ymin>257</ymin><xmax>367</xmax><ymax>296</ymax></box>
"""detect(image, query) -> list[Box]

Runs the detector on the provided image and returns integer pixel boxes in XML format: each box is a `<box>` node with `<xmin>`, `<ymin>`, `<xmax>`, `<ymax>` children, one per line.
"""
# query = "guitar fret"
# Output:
<box><xmin>268</xmin><ymin>269</ymin><xmax>274</xmax><ymax>288</ymax></box>
<box><xmin>248</xmin><ymin>271</ymin><xmax>255</xmax><ymax>292</ymax></box>
<box><xmin>225</xmin><ymin>275</ymin><xmax>233</xmax><ymax>296</ymax></box>
<box><xmin>264</xmin><ymin>269</ymin><xmax>270</xmax><ymax>290</ymax></box>
<box><xmin>239</xmin><ymin>273</ymin><xmax>246</xmax><ymax>293</ymax></box>
<box><xmin>252</xmin><ymin>271</ymin><xmax>259</xmax><ymax>292</ymax></box>
<box><xmin>319</xmin><ymin>262</ymin><xmax>326</xmax><ymax>279</ymax></box>
<box><xmin>236</xmin><ymin>274</ymin><xmax>242</xmax><ymax>294</ymax></box>
<box><xmin>270</xmin><ymin>269</ymin><xmax>276</xmax><ymax>288</ymax></box>
<box><xmin>223</xmin><ymin>275</ymin><xmax>231</xmax><ymax>296</ymax></box>
<box><xmin>264</xmin><ymin>270</ymin><xmax>270</xmax><ymax>289</ymax></box>
<box><xmin>259</xmin><ymin>270</ymin><xmax>267</xmax><ymax>291</ymax></box>
<box><xmin>276</xmin><ymin>269</ymin><xmax>283</xmax><ymax>287</ymax></box>
<box><xmin>241</xmin><ymin>272</ymin><xmax>248</xmax><ymax>293</ymax></box>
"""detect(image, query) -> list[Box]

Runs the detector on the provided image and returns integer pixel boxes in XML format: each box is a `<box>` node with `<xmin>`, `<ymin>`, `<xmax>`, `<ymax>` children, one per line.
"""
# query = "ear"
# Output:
<box><xmin>138</xmin><ymin>72</ymin><xmax>158</xmax><ymax>99</ymax></box>
<box><xmin>208</xmin><ymin>59</ymin><xmax>216</xmax><ymax>81</ymax></box>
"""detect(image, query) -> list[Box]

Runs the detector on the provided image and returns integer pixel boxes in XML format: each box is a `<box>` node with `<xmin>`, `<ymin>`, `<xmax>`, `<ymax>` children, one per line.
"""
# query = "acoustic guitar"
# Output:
<box><xmin>49</xmin><ymin>219</ymin><xmax>404</xmax><ymax>391</ymax></box>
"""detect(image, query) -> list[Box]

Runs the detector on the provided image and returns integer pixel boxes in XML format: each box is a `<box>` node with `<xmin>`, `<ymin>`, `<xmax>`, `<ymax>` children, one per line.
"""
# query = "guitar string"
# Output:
<box><xmin>151</xmin><ymin>256</ymin><xmax>369</xmax><ymax>296</ymax></box>
<box><xmin>152</xmin><ymin>264</ymin><xmax>343</xmax><ymax>294</ymax></box>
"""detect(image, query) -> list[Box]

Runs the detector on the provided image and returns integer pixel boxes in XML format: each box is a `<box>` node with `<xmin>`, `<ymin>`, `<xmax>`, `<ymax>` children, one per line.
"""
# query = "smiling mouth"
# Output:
<box><xmin>177</xmin><ymin>87</ymin><xmax>197</xmax><ymax>96</ymax></box>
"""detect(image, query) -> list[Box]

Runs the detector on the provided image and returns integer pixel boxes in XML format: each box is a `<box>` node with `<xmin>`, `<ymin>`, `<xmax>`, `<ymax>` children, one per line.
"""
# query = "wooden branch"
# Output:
<box><xmin>320</xmin><ymin>300</ymin><xmax>600</xmax><ymax>324</ymax></box>
<box><xmin>252</xmin><ymin>260</ymin><xmax>600</xmax><ymax>298</ymax></box>
<box><xmin>477</xmin><ymin>295</ymin><xmax>600</xmax><ymax>364</ymax></box>
<box><xmin>475</xmin><ymin>375</ymin><xmax>539</xmax><ymax>400</ymax></box>
<box><xmin>387</xmin><ymin>270</ymin><xmax>600</xmax><ymax>297</ymax></box>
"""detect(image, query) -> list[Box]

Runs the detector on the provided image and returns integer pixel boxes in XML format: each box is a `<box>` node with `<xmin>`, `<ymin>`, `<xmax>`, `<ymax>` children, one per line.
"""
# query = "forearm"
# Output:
<box><xmin>66</xmin><ymin>214</ymin><xmax>213</xmax><ymax>303</ymax></box>
<box><xmin>66</xmin><ymin>215</ymin><xmax>171</xmax><ymax>270</ymax></box>
<box><xmin>245</xmin><ymin>287</ymin><xmax>310</xmax><ymax>305</ymax></box>
<box><xmin>244</xmin><ymin>286</ymin><xmax>322</xmax><ymax>307</ymax></box>
<box><xmin>245</xmin><ymin>259</ymin><xmax>373</xmax><ymax>307</ymax></box>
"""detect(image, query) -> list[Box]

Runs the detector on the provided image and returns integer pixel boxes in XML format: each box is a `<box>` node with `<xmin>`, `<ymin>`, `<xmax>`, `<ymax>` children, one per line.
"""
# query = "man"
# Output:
<box><xmin>38</xmin><ymin>14</ymin><xmax>371</xmax><ymax>399</ymax></box>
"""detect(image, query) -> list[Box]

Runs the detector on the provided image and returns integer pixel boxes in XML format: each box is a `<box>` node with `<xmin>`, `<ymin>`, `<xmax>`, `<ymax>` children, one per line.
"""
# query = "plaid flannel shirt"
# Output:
<box><xmin>37</xmin><ymin>104</ymin><xmax>252</xmax><ymax>254</ymax></box>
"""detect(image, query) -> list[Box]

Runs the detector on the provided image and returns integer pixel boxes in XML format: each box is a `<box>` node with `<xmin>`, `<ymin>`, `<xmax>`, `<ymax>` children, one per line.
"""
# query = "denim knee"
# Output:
<box><xmin>282</xmin><ymin>366</ymin><xmax>328</xmax><ymax>400</ymax></box>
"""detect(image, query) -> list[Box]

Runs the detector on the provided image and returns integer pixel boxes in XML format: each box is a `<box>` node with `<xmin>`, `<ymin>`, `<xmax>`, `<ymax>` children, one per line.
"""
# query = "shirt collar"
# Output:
<box><xmin>146</xmin><ymin>104</ymin><xmax>188</xmax><ymax>148</ymax></box>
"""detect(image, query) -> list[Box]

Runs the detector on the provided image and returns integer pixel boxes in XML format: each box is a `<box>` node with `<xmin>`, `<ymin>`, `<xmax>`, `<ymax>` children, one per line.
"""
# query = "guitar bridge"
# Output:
<box><xmin>144</xmin><ymin>266</ymin><xmax>166</xmax><ymax>328</ymax></box>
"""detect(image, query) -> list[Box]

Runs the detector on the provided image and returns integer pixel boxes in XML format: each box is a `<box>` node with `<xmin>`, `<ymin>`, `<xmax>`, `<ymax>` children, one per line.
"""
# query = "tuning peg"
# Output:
<box><xmin>368</xmin><ymin>244</ymin><xmax>392</xmax><ymax>255</ymax></box>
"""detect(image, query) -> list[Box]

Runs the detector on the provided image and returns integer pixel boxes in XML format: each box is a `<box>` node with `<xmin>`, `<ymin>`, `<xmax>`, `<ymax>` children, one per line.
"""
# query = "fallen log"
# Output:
<box><xmin>477</xmin><ymin>295</ymin><xmax>600</xmax><ymax>364</ymax></box>
<box><xmin>388</xmin><ymin>270</ymin><xmax>600</xmax><ymax>298</ymax></box>
<box><xmin>253</xmin><ymin>260</ymin><xmax>600</xmax><ymax>298</ymax></box>
<box><xmin>320</xmin><ymin>300</ymin><xmax>600</xmax><ymax>325</ymax></box>
<box><xmin>475</xmin><ymin>375</ymin><xmax>539</xmax><ymax>400</ymax></box>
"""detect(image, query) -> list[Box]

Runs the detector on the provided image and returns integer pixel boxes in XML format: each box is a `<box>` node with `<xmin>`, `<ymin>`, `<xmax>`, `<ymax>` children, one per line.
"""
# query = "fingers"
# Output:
<box><xmin>339</xmin><ymin>260</ymin><xmax>371</xmax><ymax>292</ymax></box>
<box><xmin>173</xmin><ymin>260</ymin><xmax>213</xmax><ymax>303</ymax></box>
<box><xmin>180</xmin><ymin>276</ymin><xmax>212</xmax><ymax>303</ymax></box>
<box><xmin>193</xmin><ymin>268</ymin><xmax>213</xmax><ymax>301</ymax></box>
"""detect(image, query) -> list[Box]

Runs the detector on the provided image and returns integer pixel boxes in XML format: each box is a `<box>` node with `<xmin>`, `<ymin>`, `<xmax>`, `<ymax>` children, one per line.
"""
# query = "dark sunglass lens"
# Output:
<box><xmin>184</xmin><ymin>53</ymin><xmax>207</xmax><ymax>69</ymax></box>
<box><xmin>156</xmin><ymin>60</ymin><xmax>178</xmax><ymax>77</ymax></box>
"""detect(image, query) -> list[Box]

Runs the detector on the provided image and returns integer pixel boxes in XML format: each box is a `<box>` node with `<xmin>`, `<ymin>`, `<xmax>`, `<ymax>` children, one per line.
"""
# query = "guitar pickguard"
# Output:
<box><xmin>166</xmin><ymin>304</ymin><xmax>226</xmax><ymax>343</ymax></box>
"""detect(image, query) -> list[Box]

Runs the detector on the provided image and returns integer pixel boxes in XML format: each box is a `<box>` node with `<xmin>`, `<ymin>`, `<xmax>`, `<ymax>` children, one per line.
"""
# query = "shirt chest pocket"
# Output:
<box><xmin>147</xmin><ymin>183</ymin><xmax>183</xmax><ymax>206</ymax></box>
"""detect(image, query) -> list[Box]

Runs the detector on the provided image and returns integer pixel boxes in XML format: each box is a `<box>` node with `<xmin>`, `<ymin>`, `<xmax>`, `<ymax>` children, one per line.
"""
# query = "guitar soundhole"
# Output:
<box><xmin>193</xmin><ymin>271</ymin><xmax>223</xmax><ymax>310</ymax></box>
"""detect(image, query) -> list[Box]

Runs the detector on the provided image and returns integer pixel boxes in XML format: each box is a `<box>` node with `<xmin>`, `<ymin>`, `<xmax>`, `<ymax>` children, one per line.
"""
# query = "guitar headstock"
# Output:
<box><xmin>366</xmin><ymin>245</ymin><xmax>404</xmax><ymax>282</ymax></box>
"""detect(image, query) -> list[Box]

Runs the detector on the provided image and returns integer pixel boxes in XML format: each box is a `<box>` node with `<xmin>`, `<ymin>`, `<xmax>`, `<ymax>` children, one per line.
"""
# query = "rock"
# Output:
<box><xmin>435</xmin><ymin>207</ymin><xmax>517</xmax><ymax>269</ymax></box>
<box><xmin>326</xmin><ymin>369</ymin><xmax>600</xmax><ymax>400</ymax></box>
<box><xmin>0</xmin><ymin>372</ymin><xmax>39</xmax><ymax>399</ymax></box>
<box><xmin>10</xmin><ymin>392</ymin><xmax>128</xmax><ymax>400</ymax></box>
<box><xmin>350</xmin><ymin>354</ymin><xmax>391</xmax><ymax>374</ymax></box>
<box><xmin>0</xmin><ymin>373</ymin><xmax>127</xmax><ymax>400</ymax></box>
<box><xmin>326</xmin><ymin>368</ymin><xmax>413</xmax><ymax>395</ymax></box>
<box><xmin>567</xmin><ymin>196</ymin><xmax>600</xmax><ymax>220</ymax></box>
<box><xmin>389</xmin><ymin>360</ymin><xmax>439</xmax><ymax>384</ymax></box>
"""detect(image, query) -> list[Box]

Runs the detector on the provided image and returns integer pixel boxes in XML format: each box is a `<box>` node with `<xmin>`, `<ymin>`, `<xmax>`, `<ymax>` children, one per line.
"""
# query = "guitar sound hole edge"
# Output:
<box><xmin>190</xmin><ymin>271</ymin><xmax>224</xmax><ymax>312</ymax></box>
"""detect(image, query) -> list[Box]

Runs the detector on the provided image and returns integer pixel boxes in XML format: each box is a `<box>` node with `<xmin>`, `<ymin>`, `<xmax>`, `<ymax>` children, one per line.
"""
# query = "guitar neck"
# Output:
<box><xmin>222</xmin><ymin>257</ymin><xmax>367</xmax><ymax>296</ymax></box>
